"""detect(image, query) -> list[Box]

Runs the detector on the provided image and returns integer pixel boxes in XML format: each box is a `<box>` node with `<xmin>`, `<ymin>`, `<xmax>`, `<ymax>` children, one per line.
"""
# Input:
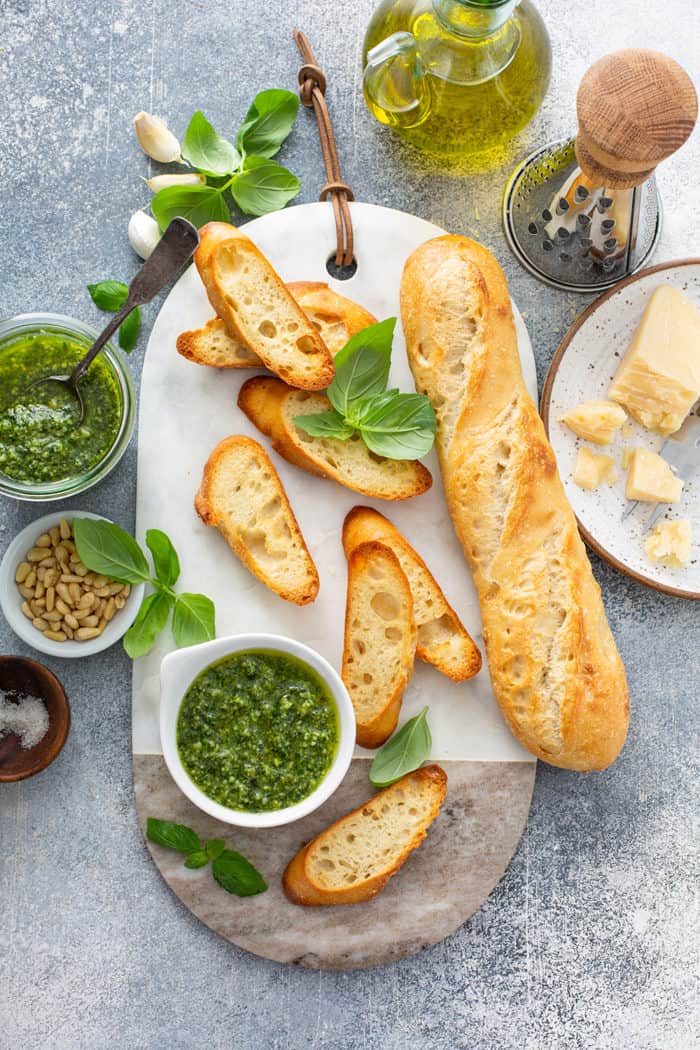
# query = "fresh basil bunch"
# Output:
<box><xmin>369</xmin><ymin>706</ymin><xmax>432</xmax><ymax>787</ymax></box>
<box><xmin>150</xmin><ymin>92</ymin><xmax>301</xmax><ymax>230</ymax></box>
<box><xmin>146</xmin><ymin>818</ymin><xmax>267</xmax><ymax>896</ymax></box>
<box><xmin>293</xmin><ymin>319</ymin><xmax>437</xmax><ymax>460</ymax></box>
<box><xmin>72</xmin><ymin>518</ymin><xmax>215</xmax><ymax>658</ymax></box>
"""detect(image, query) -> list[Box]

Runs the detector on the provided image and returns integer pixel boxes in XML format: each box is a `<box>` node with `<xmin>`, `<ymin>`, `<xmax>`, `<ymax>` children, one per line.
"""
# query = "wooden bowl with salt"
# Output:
<box><xmin>0</xmin><ymin>656</ymin><xmax>70</xmax><ymax>782</ymax></box>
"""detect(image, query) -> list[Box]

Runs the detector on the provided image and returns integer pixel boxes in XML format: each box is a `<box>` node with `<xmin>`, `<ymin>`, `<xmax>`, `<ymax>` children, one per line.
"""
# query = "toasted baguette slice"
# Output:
<box><xmin>176</xmin><ymin>282</ymin><xmax>377</xmax><ymax>369</ymax></box>
<box><xmin>194</xmin><ymin>223</ymin><xmax>334</xmax><ymax>390</ymax></box>
<box><xmin>342</xmin><ymin>541</ymin><xmax>416</xmax><ymax>748</ymax></box>
<box><xmin>238</xmin><ymin>376</ymin><xmax>433</xmax><ymax>501</ymax></box>
<box><xmin>194</xmin><ymin>435</ymin><xmax>319</xmax><ymax>605</ymax></box>
<box><xmin>283</xmin><ymin>765</ymin><xmax>447</xmax><ymax>906</ymax></box>
<box><xmin>343</xmin><ymin>507</ymin><xmax>481</xmax><ymax>682</ymax></box>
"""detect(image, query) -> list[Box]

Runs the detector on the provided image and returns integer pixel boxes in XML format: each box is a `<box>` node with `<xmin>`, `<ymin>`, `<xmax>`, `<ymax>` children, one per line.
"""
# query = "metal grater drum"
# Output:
<box><xmin>502</xmin><ymin>138</ymin><xmax>662</xmax><ymax>293</ymax></box>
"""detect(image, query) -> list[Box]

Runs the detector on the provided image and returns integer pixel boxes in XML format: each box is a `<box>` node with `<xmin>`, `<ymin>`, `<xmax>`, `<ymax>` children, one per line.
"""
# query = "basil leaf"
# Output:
<box><xmin>151</xmin><ymin>184</ymin><xmax>230</xmax><ymax>232</ymax></box>
<box><xmin>123</xmin><ymin>591</ymin><xmax>173</xmax><ymax>659</ymax></box>
<box><xmin>118</xmin><ymin>307</ymin><xmax>141</xmax><ymax>353</ymax></box>
<box><xmin>146</xmin><ymin>817</ymin><xmax>201</xmax><ymax>854</ymax></box>
<box><xmin>184</xmin><ymin>850</ymin><xmax>210</xmax><ymax>870</ymax></box>
<box><xmin>172</xmin><ymin>592</ymin><xmax>215</xmax><ymax>648</ymax></box>
<box><xmin>73</xmin><ymin>517</ymin><xmax>151</xmax><ymax>584</ymax></box>
<box><xmin>330</xmin><ymin>318</ymin><xmax>396</xmax><ymax>375</ymax></box>
<box><xmin>292</xmin><ymin>410</ymin><xmax>356</xmax><ymax>441</ymax></box>
<box><xmin>231</xmin><ymin>157</ymin><xmax>300</xmax><ymax>217</ymax></box>
<box><xmin>182</xmin><ymin>111</ymin><xmax>240</xmax><ymax>175</ymax></box>
<box><xmin>87</xmin><ymin>280</ymin><xmax>128</xmax><ymax>311</ymax></box>
<box><xmin>369</xmin><ymin>707</ymin><xmax>432</xmax><ymax>788</ymax></box>
<box><xmin>327</xmin><ymin>346</ymin><xmax>392</xmax><ymax>417</ymax></box>
<box><xmin>358</xmin><ymin>393</ymin><xmax>436</xmax><ymax>460</ymax></box>
<box><xmin>236</xmin><ymin>89</ymin><xmax>299</xmax><ymax>159</ymax></box>
<box><xmin>212</xmin><ymin>849</ymin><xmax>267</xmax><ymax>896</ymax></box>
<box><xmin>205</xmin><ymin>838</ymin><xmax>226</xmax><ymax>861</ymax></box>
<box><xmin>145</xmin><ymin>528</ymin><xmax>180</xmax><ymax>588</ymax></box>
<box><xmin>345</xmin><ymin>388</ymin><xmax>400</xmax><ymax>427</ymax></box>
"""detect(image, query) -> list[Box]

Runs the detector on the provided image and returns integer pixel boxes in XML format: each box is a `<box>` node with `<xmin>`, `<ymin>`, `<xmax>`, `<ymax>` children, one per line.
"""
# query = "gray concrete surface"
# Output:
<box><xmin>1</xmin><ymin>1</ymin><xmax>698</xmax><ymax>1047</ymax></box>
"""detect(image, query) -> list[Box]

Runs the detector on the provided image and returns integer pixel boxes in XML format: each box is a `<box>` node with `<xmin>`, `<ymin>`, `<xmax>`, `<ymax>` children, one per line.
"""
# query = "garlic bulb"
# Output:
<box><xmin>145</xmin><ymin>172</ymin><xmax>205</xmax><ymax>192</ymax></box>
<box><xmin>133</xmin><ymin>112</ymin><xmax>182</xmax><ymax>164</ymax></box>
<box><xmin>128</xmin><ymin>210</ymin><xmax>161</xmax><ymax>259</ymax></box>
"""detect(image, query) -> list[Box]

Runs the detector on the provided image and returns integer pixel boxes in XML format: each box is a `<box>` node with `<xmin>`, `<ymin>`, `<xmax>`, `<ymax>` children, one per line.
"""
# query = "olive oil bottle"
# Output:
<box><xmin>362</xmin><ymin>0</ymin><xmax>551</xmax><ymax>168</ymax></box>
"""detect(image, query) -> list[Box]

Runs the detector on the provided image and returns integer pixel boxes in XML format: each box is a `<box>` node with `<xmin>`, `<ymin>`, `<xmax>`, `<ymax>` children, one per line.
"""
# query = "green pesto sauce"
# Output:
<box><xmin>0</xmin><ymin>332</ymin><xmax>122</xmax><ymax>484</ymax></box>
<box><xmin>177</xmin><ymin>650</ymin><xmax>339</xmax><ymax>812</ymax></box>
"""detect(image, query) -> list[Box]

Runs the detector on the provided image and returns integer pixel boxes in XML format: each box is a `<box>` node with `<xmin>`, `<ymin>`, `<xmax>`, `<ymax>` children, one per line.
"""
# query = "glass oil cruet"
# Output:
<box><xmin>362</xmin><ymin>0</ymin><xmax>551</xmax><ymax>168</ymax></box>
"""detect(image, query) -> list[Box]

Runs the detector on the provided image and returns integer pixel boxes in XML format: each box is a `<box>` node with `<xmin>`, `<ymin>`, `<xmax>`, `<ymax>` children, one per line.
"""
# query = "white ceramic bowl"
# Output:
<box><xmin>0</xmin><ymin>510</ymin><xmax>145</xmax><ymax>658</ymax></box>
<box><xmin>160</xmin><ymin>633</ymin><xmax>356</xmax><ymax>828</ymax></box>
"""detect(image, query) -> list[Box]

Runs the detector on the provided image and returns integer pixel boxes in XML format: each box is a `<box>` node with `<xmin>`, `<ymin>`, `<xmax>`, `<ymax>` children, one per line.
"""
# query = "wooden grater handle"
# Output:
<box><xmin>575</xmin><ymin>49</ymin><xmax>698</xmax><ymax>189</ymax></box>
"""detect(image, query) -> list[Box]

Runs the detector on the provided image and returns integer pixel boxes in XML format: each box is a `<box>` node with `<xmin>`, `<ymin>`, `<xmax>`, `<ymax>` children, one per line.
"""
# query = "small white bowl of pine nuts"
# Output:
<box><xmin>0</xmin><ymin>511</ymin><xmax>145</xmax><ymax>658</ymax></box>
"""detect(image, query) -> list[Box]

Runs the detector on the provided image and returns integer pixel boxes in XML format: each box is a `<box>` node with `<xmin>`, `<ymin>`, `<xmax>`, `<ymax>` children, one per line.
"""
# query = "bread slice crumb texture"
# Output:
<box><xmin>194</xmin><ymin>435</ymin><xmax>319</xmax><ymax>605</ymax></box>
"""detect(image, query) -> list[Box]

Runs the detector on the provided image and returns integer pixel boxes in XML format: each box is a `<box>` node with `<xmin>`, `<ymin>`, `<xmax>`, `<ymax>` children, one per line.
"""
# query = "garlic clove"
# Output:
<box><xmin>128</xmin><ymin>210</ymin><xmax>161</xmax><ymax>259</ymax></box>
<box><xmin>145</xmin><ymin>172</ymin><xmax>205</xmax><ymax>191</ymax></box>
<box><xmin>133</xmin><ymin>111</ymin><xmax>182</xmax><ymax>164</ymax></box>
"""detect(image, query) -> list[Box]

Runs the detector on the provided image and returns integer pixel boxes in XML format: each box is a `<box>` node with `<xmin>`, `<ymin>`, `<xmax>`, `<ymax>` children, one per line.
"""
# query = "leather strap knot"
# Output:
<box><xmin>294</xmin><ymin>29</ymin><xmax>355</xmax><ymax>269</ymax></box>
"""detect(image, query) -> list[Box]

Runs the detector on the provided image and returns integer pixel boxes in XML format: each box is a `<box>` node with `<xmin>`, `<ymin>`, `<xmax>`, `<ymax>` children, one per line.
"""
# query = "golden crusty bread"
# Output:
<box><xmin>342</xmin><ymin>541</ymin><xmax>416</xmax><ymax>748</ymax></box>
<box><xmin>194</xmin><ymin>434</ymin><xmax>319</xmax><ymax>605</ymax></box>
<box><xmin>343</xmin><ymin>506</ymin><xmax>481</xmax><ymax>682</ymax></box>
<box><xmin>282</xmin><ymin>765</ymin><xmax>447</xmax><ymax>906</ymax></box>
<box><xmin>194</xmin><ymin>223</ymin><xmax>335</xmax><ymax>390</ymax></box>
<box><xmin>176</xmin><ymin>281</ymin><xmax>377</xmax><ymax>369</ymax></box>
<box><xmin>401</xmin><ymin>236</ymin><xmax>629</xmax><ymax>771</ymax></box>
<box><xmin>238</xmin><ymin>376</ymin><xmax>433</xmax><ymax>501</ymax></box>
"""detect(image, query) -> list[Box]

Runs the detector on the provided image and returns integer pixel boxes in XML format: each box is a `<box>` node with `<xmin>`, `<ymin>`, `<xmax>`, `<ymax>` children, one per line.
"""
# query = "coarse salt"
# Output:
<box><xmin>0</xmin><ymin>690</ymin><xmax>50</xmax><ymax>750</ymax></box>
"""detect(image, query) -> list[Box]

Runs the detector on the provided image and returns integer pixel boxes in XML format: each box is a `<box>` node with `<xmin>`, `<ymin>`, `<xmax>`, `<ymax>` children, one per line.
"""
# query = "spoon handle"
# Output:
<box><xmin>71</xmin><ymin>218</ymin><xmax>200</xmax><ymax>385</ymax></box>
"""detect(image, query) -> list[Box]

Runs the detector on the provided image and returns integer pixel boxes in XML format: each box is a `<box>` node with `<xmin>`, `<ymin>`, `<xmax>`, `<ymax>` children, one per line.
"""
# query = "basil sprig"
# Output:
<box><xmin>146</xmin><ymin>818</ymin><xmax>267</xmax><ymax>897</ymax></box>
<box><xmin>293</xmin><ymin>320</ymin><xmax>437</xmax><ymax>460</ymax></box>
<box><xmin>150</xmin><ymin>91</ymin><xmax>300</xmax><ymax>229</ymax></box>
<box><xmin>72</xmin><ymin>519</ymin><xmax>215</xmax><ymax>658</ymax></box>
<box><xmin>369</xmin><ymin>707</ymin><xmax>432</xmax><ymax>787</ymax></box>
<box><xmin>87</xmin><ymin>280</ymin><xmax>141</xmax><ymax>352</ymax></box>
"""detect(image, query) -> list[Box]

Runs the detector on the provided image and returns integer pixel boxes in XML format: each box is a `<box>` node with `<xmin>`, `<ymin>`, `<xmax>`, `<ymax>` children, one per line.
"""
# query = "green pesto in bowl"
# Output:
<box><xmin>0</xmin><ymin>332</ymin><xmax>122</xmax><ymax>484</ymax></box>
<box><xmin>177</xmin><ymin>649</ymin><xmax>340</xmax><ymax>813</ymax></box>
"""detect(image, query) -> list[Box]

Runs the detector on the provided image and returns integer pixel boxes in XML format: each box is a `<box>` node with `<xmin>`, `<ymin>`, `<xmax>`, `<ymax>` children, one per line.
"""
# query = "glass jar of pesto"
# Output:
<box><xmin>0</xmin><ymin>314</ymin><xmax>135</xmax><ymax>501</ymax></box>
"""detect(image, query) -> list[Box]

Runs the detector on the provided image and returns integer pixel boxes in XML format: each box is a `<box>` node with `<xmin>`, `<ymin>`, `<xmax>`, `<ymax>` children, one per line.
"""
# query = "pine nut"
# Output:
<box><xmin>56</xmin><ymin>584</ymin><xmax>72</xmax><ymax>606</ymax></box>
<box><xmin>27</xmin><ymin>548</ymin><xmax>47</xmax><ymax>562</ymax></box>
<box><xmin>49</xmin><ymin>527</ymin><xmax>60</xmax><ymax>545</ymax></box>
<box><xmin>36</xmin><ymin>566</ymin><xmax>46</xmax><ymax>583</ymax></box>
<box><xmin>43</xmin><ymin>630</ymin><xmax>67</xmax><ymax>642</ymax></box>
<box><xmin>59</xmin><ymin>518</ymin><xmax>71</xmax><ymax>539</ymax></box>
<box><xmin>21</xmin><ymin>602</ymin><xmax>33</xmax><ymax>620</ymax></box>
<box><xmin>82</xmin><ymin>615</ymin><xmax>99</xmax><ymax>628</ymax></box>
<box><xmin>69</xmin><ymin>583</ymin><xmax>81</xmax><ymax>604</ymax></box>
<box><xmin>76</xmin><ymin>627</ymin><xmax>101</xmax><ymax>640</ymax></box>
<box><xmin>25</xmin><ymin>570</ymin><xmax>36</xmax><ymax>588</ymax></box>
<box><xmin>55</xmin><ymin>545</ymin><xmax>69</xmax><ymax>564</ymax></box>
<box><xmin>79</xmin><ymin>592</ymin><xmax>95</xmax><ymax>609</ymax></box>
<box><xmin>32</xmin><ymin>617</ymin><xmax>49</xmax><ymax>631</ymax></box>
<box><xmin>104</xmin><ymin>597</ymin><xmax>116</xmax><ymax>622</ymax></box>
<box><xmin>73</xmin><ymin>607</ymin><xmax>92</xmax><ymax>621</ymax></box>
<box><xmin>74</xmin><ymin>563</ymin><xmax>89</xmax><ymax>577</ymax></box>
<box><xmin>36</xmin><ymin>533</ymin><xmax>51</xmax><ymax>547</ymax></box>
<box><xmin>35</xmin><ymin>581</ymin><xmax>45</xmax><ymax>600</ymax></box>
<box><xmin>15</xmin><ymin>562</ymin><xmax>31</xmax><ymax>583</ymax></box>
<box><xmin>44</xmin><ymin>569</ymin><xmax>58</xmax><ymax>587</ymax></box>
<box><xmin>95</xmin><ymin>586</ymin><xmax>111</xmax><ymax>597</ymax></box>
<box><xmin>63</xmin><ymin>624</ymin><xmax>75</xmax><ymax>640</ymax></box>
<box><xmin>64</xmin><ymin>613</ymin><xmax>79</xmax><ymax>630</ymax></box>
<box><xmin>61</xmin><ymin>574</ymin><xmax>83</xmax><ymax>584</ymax></box>
<box><xmin>106</xmin><ymin>582</ymin><xmax>124</xmax><ymax>596</ymax></box>
<box><xmin>45</xmin><ymin>610</ymin><xmax>61</xmax><ymax>623</ymax></box>
<box><xmin>19</xmin><ymin>584</ymin><xmax>34</xmax><ymax>600</ymax></box>
<box><xmin>114</xmin><ymin>596</ymin><xmax>126</xmax><ymax>610</ymax></box>
<box><xmin>122</xmin><ymin>584</ymin><xmax>131</xmax><ymax>597</ymax></box>
<box><xmin>46</xmin><ymin>586</ymin><xmax>55</xmax><ymax>612</ymax></box>
<box><xmin>30</xmin><ymin>600</ymin><xmax>44</xmax><ymax>617</ymax></box>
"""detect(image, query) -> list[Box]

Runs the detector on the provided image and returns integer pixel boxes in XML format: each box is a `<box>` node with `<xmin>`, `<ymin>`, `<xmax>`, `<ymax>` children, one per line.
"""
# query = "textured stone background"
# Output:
<box><xmin>0</xmin><ymin>2</ymin><xmax>698</xmax><ymax>1047</ymax></box>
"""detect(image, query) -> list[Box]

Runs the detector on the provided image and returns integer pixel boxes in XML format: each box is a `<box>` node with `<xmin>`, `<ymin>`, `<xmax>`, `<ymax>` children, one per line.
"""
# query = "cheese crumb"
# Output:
<box><xmin>644</xmin><ymin>519</ymin><xmax>692</xmax><ymax>569</ymax></box>
<box><xmin>559</xmin><ymin>400</ymin><xmax>627</xmax><ymax>445</ymax></box>
<box><xmin>573</xmin><ymin>447</ymin><xmax>617</xmax><ymax>490</ymax></box>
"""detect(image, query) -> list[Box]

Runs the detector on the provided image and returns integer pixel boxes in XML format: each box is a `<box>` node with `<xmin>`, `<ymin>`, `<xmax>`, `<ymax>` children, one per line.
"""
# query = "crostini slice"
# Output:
<box><xmin>238</xmin><ymin>376</ymin><xmax>432</xmax><ymax>501</ymax></box>
<box><xmin>194</xmin><ymin>434</ymin><xmax>319</xmax><ymax>605</ymax></box>
<box><xmin>343</xmin><ymin>506</ymin><xmax>481</xmax><ymax>682</ymax></box>
<box><xmin>282</xmin><ymin>765</ymin><xmax>447</xmax><ymax>906</ymax></box>
<box><xmin>342</xmin><ymin>540</ymin><xmax>416</xmax><ymax>748</ymax></box>
<box><xmin>194</xmin><ymin>222</ymin><xmax>334</xmax><ymax>390</ymax></box>
<box><xmin>176</xmin><ymin>282</ymin><xmax>377</xmax><ymax>369</ymax></box>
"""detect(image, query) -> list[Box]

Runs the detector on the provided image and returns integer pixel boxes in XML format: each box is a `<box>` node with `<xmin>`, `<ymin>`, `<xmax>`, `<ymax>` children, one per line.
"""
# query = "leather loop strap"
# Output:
<box><xmin>294</xmin><ymin>29</ymin><xmax>355</xmax><ymax>268</ymax></box>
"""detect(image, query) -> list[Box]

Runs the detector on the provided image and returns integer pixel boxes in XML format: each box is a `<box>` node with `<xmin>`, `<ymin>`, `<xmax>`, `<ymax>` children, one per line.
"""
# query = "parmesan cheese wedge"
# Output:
<box><xmin>644</xmin><ymin>519</ymin><xmax>692</xmax><ymax>569</ymax></box>
<box><xmin>608</xmin><ymin>286</ymin><xmax>700</xmax><ymax>436</ymax></box>
<box><xmin>625</xmin><ymin>448</ymin><xmax>683</xmax><ymax>503</ymax></box>
<box><xmin>559</xmin><ymin>400</ymin><xmax>627</xmax><ymax>445</ymax></box>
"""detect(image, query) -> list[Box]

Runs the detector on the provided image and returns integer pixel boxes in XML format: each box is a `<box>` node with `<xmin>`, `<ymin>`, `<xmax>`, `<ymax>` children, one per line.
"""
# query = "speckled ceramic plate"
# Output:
<box><xmin>542</xmin><ymin>259</ymin><xmax>700</xmax><ymax>600</ymax></box>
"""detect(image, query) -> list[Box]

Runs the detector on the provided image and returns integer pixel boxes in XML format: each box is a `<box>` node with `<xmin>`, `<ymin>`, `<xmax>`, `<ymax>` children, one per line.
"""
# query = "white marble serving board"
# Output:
<box><xmin>543</xmin><ymin>261</ymin><xmax>700</xmax><ymax>599</ymax></box>
<box><xmin>132</xmin><ymin>202</ymin><xmax>538</xmax><ymax>763</ymax></box>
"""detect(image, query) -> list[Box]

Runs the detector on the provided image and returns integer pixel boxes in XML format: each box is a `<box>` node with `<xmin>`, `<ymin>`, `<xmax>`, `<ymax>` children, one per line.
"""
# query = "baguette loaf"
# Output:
<box><xmin>176</xmin><ymin>282</ymin><xmax>377</xmax><ymax>369</ymax></box>
<box><xmin>401</xmin><ymin>236</ymin><xmax>629</xmax><ymax>771</ymax></box>
<box><xmin>238</xmin><ymin>376</ymin><xmax>432</xmax><ymax>501</ymax></box>
<box><xmin>194</xmin><ymin>223</ymin><xmax>334</xmax><ymax>390</ymax></box>
<box><xmin>343</xmin><ymin>506</ymin><xmax>481</xmax><ymax>682</ymax></box>
<box><xmin>194</xmin><ymin>434</ymin><xmax>319</xmax><ymax>605</ymax></box>
<box><xmin>282</xmin><ymin>765</ymin><xmax>447</xmax><ymax>906</ymax></box>
<box><xmin>342</xmin><ymin>541</ymin><xmax>416</xmax><ymax>748</ymax></box>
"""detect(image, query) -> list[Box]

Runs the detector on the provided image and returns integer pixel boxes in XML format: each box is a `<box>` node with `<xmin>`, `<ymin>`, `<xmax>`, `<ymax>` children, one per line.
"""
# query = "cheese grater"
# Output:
<box><xmin>503</xmin><ymin>49</ymin><xmax>697</xmax><ymax>293</ymax></box>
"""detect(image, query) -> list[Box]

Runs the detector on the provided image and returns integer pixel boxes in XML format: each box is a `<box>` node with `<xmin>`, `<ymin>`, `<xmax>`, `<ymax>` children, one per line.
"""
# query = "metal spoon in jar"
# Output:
<box><xmin>27</xmin><ymin>217</ymin><xmax>200</xmax><ymax>422</ymax></box>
